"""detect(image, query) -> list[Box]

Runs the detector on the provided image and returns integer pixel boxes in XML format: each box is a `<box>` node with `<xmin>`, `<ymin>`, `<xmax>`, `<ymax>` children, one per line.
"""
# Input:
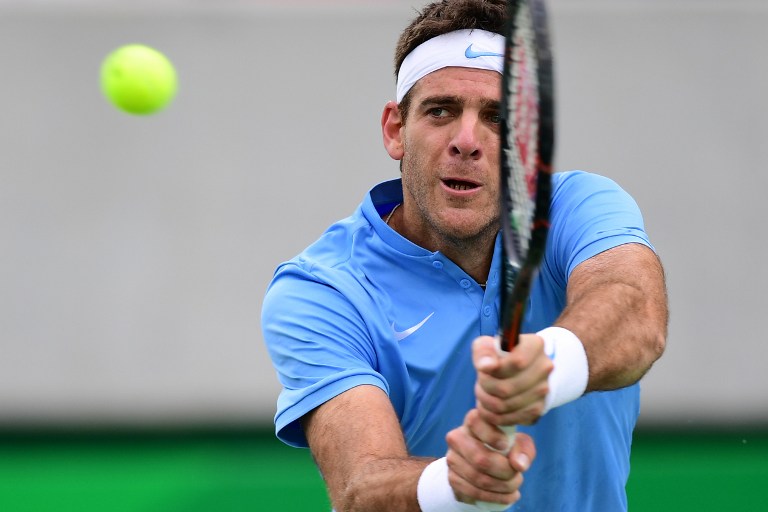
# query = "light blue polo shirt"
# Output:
<box><xmin>262</xmin><ymin>171</ymin><xmax>652</xmax><ymax>511</ymax></box>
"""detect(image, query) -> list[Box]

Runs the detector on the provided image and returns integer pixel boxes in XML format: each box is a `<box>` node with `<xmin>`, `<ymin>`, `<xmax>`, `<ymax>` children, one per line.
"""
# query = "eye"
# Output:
<box><xmin>486</xmin><ymin>111</ymin><xmax>501</xmax><ymax>125</ymax></box>
<box><xmin>427</xmin><ymin>107</ymin><xmax>451</xmax><ymax>118</ymax></box>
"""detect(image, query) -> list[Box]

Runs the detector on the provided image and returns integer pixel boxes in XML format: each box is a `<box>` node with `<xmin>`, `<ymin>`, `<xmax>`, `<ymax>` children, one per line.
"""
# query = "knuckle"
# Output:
<box><xmin>484</xmin><ymin>399</ymin><xmax>506</xmax><ymax>415</ymax></box>
<box><xmin>469</xmin><ymin>452</ymin><xmax>494</xmax><ymax>472</ymax></box>
<box><xmin>519</xmin><ymin>405</ymin><xmax>544</xmax><ymax>425</ymax></box>
<box><xmin>478</xmin><ymin>490</ymin><xmax>518</xmax><ymax>507</ymax></box>
<box><xmin>495</xmin><ymin>380</ymin><xmax>516</xmax><ymax>397</ymax></box>
<box><xmin>479</xmin><ymin>408</ymin><xmax>504</xmax><ymax>425</ymax></box>
<box><xmin>447</xmin><ymin>473</ymin><xmax>470</xmax><ymax>498</ymax></box>
<box><xmin>477</xmin><ymin>379</ymin><xmax>501</xmax><ymax>399</ymax></box>
<box><xmin>477</xmin><ymin>394</ymin><xmax>507</xmax><ymax>415</ymax></box>
<box><xmin>475</xmin><ymin>380</ymin><xmax>492</xmax><ymax>398</ymax></box>
<box><xmin>538</xmin><ymin>380</ymin><xmax>550</xmax><ymax>398</ymax></box>
<box><xmin>476</xmin><ymin>472</ymin><xmax>504</xmax><ymax>491</ymax></box>
<box><xmin>466</xmin><ymin>412</ymin><xmax>485</xmax><ymax>434</ymax></box>
<box><xmin>445</xmin><ymin>428</ymin><xmax>465</xmax><ymax>448</ymax></box>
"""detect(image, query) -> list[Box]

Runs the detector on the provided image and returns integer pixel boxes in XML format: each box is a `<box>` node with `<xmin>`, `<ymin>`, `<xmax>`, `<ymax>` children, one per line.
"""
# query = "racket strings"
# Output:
<box><xmin>503</xmin><ymin>2</ymin><xmax>540</xmax><ymax>263</ymax></box>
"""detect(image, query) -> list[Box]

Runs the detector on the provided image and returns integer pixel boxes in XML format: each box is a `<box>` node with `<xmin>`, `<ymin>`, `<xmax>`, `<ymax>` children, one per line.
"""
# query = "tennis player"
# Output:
<box><xmin>262</xmin><ymin>1</ymin><xmax>668</xmax><ymax>510</ymax></box>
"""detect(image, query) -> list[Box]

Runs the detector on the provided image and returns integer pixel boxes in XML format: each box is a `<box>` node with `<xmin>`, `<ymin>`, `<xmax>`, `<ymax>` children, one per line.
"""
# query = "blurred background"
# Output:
<box><xmin>1</xmin><ymin>0</ymin><xmax>766</xmax><ymax>510</ymax></box>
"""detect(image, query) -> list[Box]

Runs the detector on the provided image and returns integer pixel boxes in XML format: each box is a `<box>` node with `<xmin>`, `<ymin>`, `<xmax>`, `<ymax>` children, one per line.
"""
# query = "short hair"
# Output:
<box><xmin>394</xmin><ymin>0</ymin><xmax>508</xmax><ymax>121</ymax></box>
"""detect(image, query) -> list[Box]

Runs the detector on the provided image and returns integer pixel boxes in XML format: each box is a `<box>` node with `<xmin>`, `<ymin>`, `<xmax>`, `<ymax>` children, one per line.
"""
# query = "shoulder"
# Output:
<box><xmin>545</xmin><ymin>170</ymin><xmax>652</xmax><ymax>279</ymax></box>
<box><xmin>550</xmin><ymin>170</ymin><xmax>643</xmax><ymax>220</ymax></box>
<box><xmin>552</xmin><ymin>170</ymin><xmax>632</xmax><ymax>199</ymax></box>
<box><xmin>280</xmin><ymin>178</ymin><xmax>404</xmax><ymax>275</ymax></box>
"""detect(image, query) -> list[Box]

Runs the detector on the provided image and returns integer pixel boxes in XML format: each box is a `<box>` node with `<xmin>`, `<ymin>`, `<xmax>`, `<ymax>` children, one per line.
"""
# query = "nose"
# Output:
<box><xmin>449</xmin><ymin>113</ymin><xmax>482</xmax><ymax>160</ymax></box>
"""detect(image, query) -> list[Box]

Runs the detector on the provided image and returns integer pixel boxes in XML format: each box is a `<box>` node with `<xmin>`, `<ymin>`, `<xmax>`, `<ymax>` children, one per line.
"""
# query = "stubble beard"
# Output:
<box><xmin>400</xmin><ymin>151</ymin><xmax>500</xmax><ymax>254</ymax></box>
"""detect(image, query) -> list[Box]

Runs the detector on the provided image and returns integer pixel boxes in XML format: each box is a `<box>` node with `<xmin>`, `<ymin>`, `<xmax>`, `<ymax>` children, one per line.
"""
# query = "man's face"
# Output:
<box><xmin>400</xmin><ymin>66</ymin><xmax>501</xmax><ymax>248</ymax></box>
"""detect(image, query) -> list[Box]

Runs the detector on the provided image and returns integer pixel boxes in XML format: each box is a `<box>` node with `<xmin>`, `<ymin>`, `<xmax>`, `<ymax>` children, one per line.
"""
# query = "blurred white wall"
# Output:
<box><xmin>1</xmin><ymin>0</ymin><xmax>766</xmax><ymax>428</ymax></box>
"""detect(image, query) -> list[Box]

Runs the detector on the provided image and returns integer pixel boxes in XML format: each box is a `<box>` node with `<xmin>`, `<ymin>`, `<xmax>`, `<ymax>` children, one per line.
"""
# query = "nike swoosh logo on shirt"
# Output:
<box><xmin>391</xmin><ymin>312</ymin><xmax>434</xmax><ymax>342</ymax></box>
<box><xmin>464</xmin><ymin>44</ymin><xmax>503</xmax><ymax>59</ymax></box>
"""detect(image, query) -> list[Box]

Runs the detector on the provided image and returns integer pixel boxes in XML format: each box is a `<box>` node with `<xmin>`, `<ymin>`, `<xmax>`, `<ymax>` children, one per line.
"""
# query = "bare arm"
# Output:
<box><xmin>473</xmin><ymin>242</ymin><xmax>668</xmax><ymax>426</ymax></box>
<box><xmin>557</xmin><ymin>242</ymin><xmax>668</xmax><ymax>391</ymax></box>
<box><xmin>302</xmin><ymin>384</ymin><xmax>535</xmax><ymax>511</ymax></box>
<box><xmin>302</xmin><ymin>385</ymin><xmax>428</xmax><ymax>512</ymax></box>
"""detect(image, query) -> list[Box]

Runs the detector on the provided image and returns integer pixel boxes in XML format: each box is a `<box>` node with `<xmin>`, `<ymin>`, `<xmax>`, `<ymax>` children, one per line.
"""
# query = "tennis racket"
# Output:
<box><xmin>478</xmin><ymin>0</ymin><xmax>554</xmax><ymax>509</ymax></box>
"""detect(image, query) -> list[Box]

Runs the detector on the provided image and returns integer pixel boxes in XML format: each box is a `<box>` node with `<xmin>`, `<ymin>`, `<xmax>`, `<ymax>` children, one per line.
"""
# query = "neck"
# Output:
<box><xmin>387</xmin><ymin>203</ymin><xmax>495</xmax><ymax>285</ymax></box>
<box><xmin>439</xmin><ymin>236</ymin><xmax>495</xmax><ymax>285</ymax></box>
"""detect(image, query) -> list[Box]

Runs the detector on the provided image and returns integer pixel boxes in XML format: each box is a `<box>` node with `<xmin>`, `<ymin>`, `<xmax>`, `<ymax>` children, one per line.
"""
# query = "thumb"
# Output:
<box><xmin>509</xmin><ymin>432</ymin><xmax>536</xmax><ymax>473</ymax></box>
<box><xmin>472</xmin><ymin>335</ymin><xmax>501</xmax><ymax>372</ymax></box>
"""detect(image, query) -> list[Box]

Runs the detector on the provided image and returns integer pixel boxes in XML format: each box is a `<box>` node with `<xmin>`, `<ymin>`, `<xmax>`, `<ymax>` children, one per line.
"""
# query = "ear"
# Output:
<box><xmin>381</xmin><ymin>100</ymin><xmax>404</xmax><ymax>160</ymax></box>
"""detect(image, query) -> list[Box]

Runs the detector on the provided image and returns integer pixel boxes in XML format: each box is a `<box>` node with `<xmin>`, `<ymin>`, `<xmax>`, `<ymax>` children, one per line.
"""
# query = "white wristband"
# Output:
<box><xmin>536</xmin><ymin>326</ymin><xmax>589</xmax><ymax>413</ymax></box>
<box><xmin>417</xmin><ymin>457</ymin><xmax>491</xmax><ymax>512</ymax></box>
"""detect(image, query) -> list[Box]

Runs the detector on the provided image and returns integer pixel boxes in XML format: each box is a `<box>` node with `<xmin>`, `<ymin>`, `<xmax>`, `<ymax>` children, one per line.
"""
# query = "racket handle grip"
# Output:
<box><xmin>476</xmin><ymin>425</ymin><xmax>517</xmax><ymax>511</ymax></box>
<box><xmin>498</xmin><ymin>425</ymin><xmax>517</xmax><ymax>453</ymax></box>
<box><xmin>489</xmin><ymin>338</ymin><xmax>518</xmax><ymax>455</ymax></box>
<box><xmin>474</xmin><ymin>337</ymin><xmax>517</xmax><ymax>510</ymax></box>
<box><xmin>492</xmin><ymin>337</ymin><xmax>518</xmax><ymax>453</ymax></box>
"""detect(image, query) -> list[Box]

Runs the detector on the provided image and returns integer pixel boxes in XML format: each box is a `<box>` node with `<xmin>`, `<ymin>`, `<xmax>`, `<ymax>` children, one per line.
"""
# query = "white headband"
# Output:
<box><xmin>396</xmin><ymin>29</ymin><xmax>504</xmax><ymax>103</ymax></box>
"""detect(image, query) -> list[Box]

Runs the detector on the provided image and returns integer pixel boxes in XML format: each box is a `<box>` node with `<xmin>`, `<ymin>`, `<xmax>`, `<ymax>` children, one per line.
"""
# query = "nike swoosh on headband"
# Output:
<box><xmin>391</xmin><ymin>312</ymin><xmax>434</xmax><ymax>342</ymax></box>
<box><xmin>464</xmin><ymin>44</ymin><xmax>503</xmax><ymax>59</ymax></box>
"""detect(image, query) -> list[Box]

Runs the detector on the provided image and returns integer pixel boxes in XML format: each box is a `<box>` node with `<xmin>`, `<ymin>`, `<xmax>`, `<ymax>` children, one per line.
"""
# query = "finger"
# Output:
<box><xmin>476</xmin><ymin>337</ymin><xmax>551</xmax><ymax>397</ymax></box>
<box><xmin>508</xmin><ymin>432</ymin><xmax>536</xmax><ymax>473</ymax></box>
<box><xmin>449</xmin><ymin>473</ymin><xmax>521</xmax><ymax>507</ymax></box>
<box><xmin>493</xmin><ymin>334</ymin><xmax>547</xmax><ymax>377</ymax></box>
<box><xmin>448</xmin><ymin>466</ymin><xmax>522</xmax><ymax>507</ymax></box>
<box><xmin>475</xmin><ymin>339</ymin><xmax>553</xmax><ymax>423</ymax></box>
<box><xmin>476</xmin><ymin>399</ymin><xmax>546</xmax><ymax>427</ymax></box>
<box><xmin>475</xmin><ymin>374</ymin><xmax>549</xmax><ymax>413</ymax></box>
<box><xmin>464</xmin><ymin>408</ymin><xmax>513</xmax><ymax>453</ymax></box>
<box><xmin>446</xmin><ymin>425</ymin><xmax>513</xmax><ymax>481</ymax></box>
<box><xmin>446</xmin><ymin>445</ymin><xmax>523</xmax><ymax>498</ymax></box>
<box><xmin>475</xmin><ymin>369</ymin><xmax>550</xmax><ymax>411</ymax></box>
<box><xmin>475</xmin><ymin>380</ymin><xmax>548</xmax><ymax>426</ymax></box>
<box><xmin>473</xmin><ymin>336</ymin><xmax>501</xmax><ymax>373</ymax></box>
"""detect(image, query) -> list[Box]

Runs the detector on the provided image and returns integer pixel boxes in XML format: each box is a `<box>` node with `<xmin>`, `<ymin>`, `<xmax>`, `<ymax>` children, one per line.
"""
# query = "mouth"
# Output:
<box><xmin>443</xmin><ymin>179</ymin><xmax>480</xmax><ymax>192</ymax></box>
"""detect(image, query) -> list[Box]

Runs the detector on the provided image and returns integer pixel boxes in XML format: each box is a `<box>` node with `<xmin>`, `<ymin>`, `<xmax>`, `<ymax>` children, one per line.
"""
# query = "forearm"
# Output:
<box><xmin>557</xmin><ymin>243</ymin><xmax>668</xmax><ymax>391</ymax></box>
<box><xmin>303</xmin><ymin>385</ymin><xmax>433</xmax><ymax>512</ymax></box>
<box><xmin>337</xmin><ymin>457</ymin><xmax>432</xmax><ymax>512</ymax></box>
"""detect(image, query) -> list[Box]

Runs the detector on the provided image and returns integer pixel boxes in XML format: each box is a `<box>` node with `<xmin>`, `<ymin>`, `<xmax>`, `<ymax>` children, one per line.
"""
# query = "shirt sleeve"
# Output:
<box><xmin>547</xmin><ymin>171</ymin><xmax>653</xmax><ymax>287</ymax></box>
<box><xmin>261</xmin><ymin>261</ymin><xmax>389</xmax><ymax>448</ymax></box>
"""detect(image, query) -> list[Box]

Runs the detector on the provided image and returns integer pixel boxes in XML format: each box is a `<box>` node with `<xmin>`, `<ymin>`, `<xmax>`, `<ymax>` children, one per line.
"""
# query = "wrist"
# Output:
<box><xmin>417</xmin><ymin>457</ymin><xmax>493</xmax><ymax>512</ymax></box>
<box><xmin>536</xmin><ymin>326</ymin><xmax>589</xmax><ymax>413</ymax></box>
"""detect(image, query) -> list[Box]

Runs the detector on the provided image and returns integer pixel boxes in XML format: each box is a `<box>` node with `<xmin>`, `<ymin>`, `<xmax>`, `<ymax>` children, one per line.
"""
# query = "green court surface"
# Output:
<box><xmin>0</xmin><ymin>428</ymin><xmax>765</xmax><ymax>511</ymax></box>
<box><xmin>627</xmin><ymin>429</ymin><xmax>768</xmax><ymax>511</ymax></box>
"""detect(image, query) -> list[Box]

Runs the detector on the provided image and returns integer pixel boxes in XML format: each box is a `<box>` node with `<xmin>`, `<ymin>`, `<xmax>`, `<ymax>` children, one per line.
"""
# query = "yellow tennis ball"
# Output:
<box><xmin>101</xmin><ymin>44</ymin><xmax>177</xmax><ymax>115</ymax></box>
